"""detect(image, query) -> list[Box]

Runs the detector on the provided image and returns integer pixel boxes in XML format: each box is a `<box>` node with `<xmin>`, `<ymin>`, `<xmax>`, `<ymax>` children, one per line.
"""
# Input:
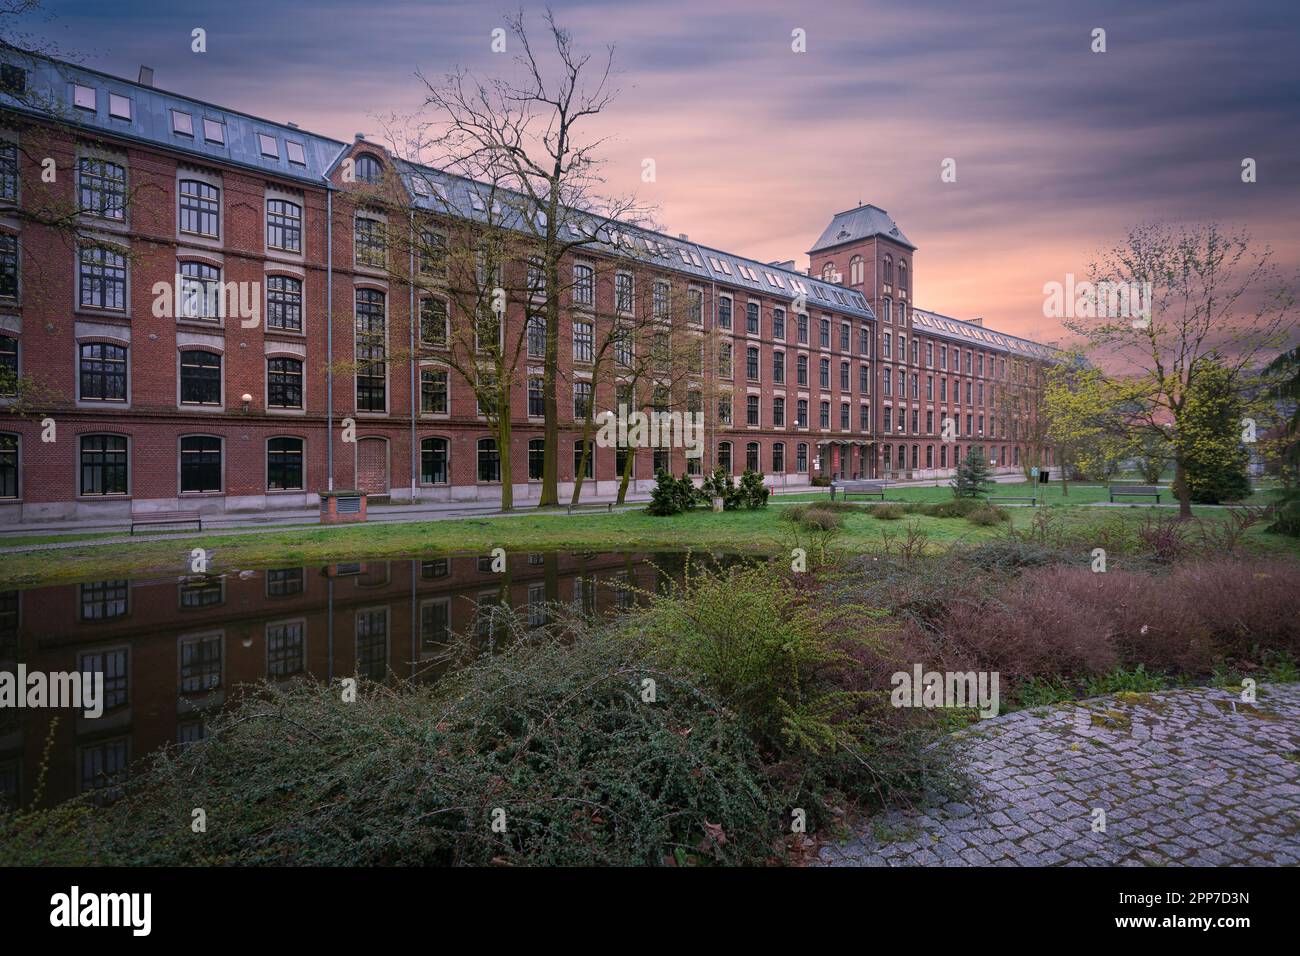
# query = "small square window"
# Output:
<box><xmin>285</xmin><ymin>141</ymin><xmax>306</xmax><ymax>165</ymax></box>
<box><xmin>203</xmin><ymin>119</ymin><xmax>225</xmax><ymax>144</ymax></box>
<box><xmin>171</xmin><ymin>110</ymin><xmax>194</xmax><ymax>136</ymax></box>
<box><xmin>108</xmin><ymin>93</ymin><xmax>131</xmax><ymax>120</ymax></box>
<box><xmin>258</xmin><ymin>134</ymin><xmax>279</xmax><ymax>159</ymax></box>
<box><xmin>73</xmin><ymin>84</ymin><xmax>96</xmax><ymax>111</ymax></box>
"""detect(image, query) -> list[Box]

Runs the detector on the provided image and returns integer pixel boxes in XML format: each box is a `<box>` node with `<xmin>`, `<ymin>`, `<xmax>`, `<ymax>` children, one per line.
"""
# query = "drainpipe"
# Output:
<box><xmin>326</xmin><ymin>187</ymin><xmax>335</xmax><ymax>492</ymax></box>
<box><xmin>409</xmin><ymin>211</ymin><xmax>417</xmax><ymax>498</ymax></box>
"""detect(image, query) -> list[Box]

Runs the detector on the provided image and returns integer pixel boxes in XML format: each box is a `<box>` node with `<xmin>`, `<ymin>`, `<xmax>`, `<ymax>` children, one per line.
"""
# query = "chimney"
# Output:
<box><xmin>678</xmin><ymin>233</ymin><xmax>688</xmax><ymax>241</ymax></box>
<box><xmin>969</xmin><ymin>317</ymin><xmax>983</xmax><ymax>326</ymax></box>
<box><xmin>769</xmin><ymin>259</ymin><xmax>795</xmax><ymax>271</ymax></box>
<box><xmin>137</xmin><ymin>66</ymin><xmax>154</xmax><ymax>87</ymax></box>
<box><xmin>287</xmin><ymin>122</ymin><xmax>299</xmax><ymax>129</ymax></box>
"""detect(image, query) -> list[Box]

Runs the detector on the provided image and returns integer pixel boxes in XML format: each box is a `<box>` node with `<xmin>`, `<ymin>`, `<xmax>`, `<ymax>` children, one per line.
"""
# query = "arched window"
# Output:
<box><xmin>717</xmin><ymin>441</ymin><xmax>732</xmax><ymax>474</ymax></box>
<box><xmin>925</xmin><ymin>445</ymin><xmax>934</xmax><ymax>468</ymax></box>
<box><xmin>820</xmin><ymin>262</ymin><xmax>836</xmax><ymax>281</ymax></box>
<box><xmin>746</xmin><ymin>441</ymin><xmax>760</xmax><ymax>473</ymax></box>
<box><xmin>772</xmin><ymin>442</ymin><xmax>785</xmax><ymax>474</ymax></box>
<box><xmin>180</xmin><ymin>435</ymin><xmax>222</xmax><ymax>493</ymax></box>
<box><xmin>898</xmin><ymin>260</ymin><xmax>908</xmax><ymax>291</ymax></box>
<box><xmin>354</xmin><ymin>154</ymin><xmax>383</xmax><ymax>184</ymax></box>
<box><xmin>796</xmin><ymin>442</ymin><xmax>808</xmax><ymax>473</ymax></box>
<box><xmin>883</xmin><ymin>255</ymin><xmax>894</xmax><ymax>285</ymax></box>
<box><xmin>883</xmin><ymin>445</ymin><xmax>892</xmax><ymax>471</ymax></box>
<box><xmin>476</xmin><ymin>437</ymin><xmax>499</xmax><ymax>482</ymax></box>
<box><xmin>527</xmin><ymin>438</ymin><xmax>545</xmax><ymax>481</ymax></box>
<box><xmin>421</xmin><ymin>437</ymin><xmax>449</xmax><ymax>485</ymax></box>
<box><xmin>0</xmin><ymin>432</ymin><xmax>18</xmax><ymax>498</ymax></box>
<box><xmin>179</xmin><ymin>349</ymin><xmax>221</xmax><ymax>405</ymax></box>
<box><xmin>574</xmin><ymin>439</ymin><xmax>594</xmax><ymax>479</ymax></box>
<box><xmin>849</xmin><ymin>255</ymin><xmax>864</xmax><ymax>286</ymax></box>
<box><xmin>268</xmin><ymin>437</ymin><xmax>304</xmax><ymax>490</ymax></box>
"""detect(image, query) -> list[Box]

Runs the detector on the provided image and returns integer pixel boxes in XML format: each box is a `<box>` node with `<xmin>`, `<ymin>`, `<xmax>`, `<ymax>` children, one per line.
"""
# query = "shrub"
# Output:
<box><xmin>926</xmin><ymin>497</ymin><xmax>984</xmax><ymax>519</ymax></box>
<box><xmin>647</xmin><ymin>470</ymin><xmax>701</xmax><ymax>516</ymax></box>
<box><xmin>966</xmin><ymin>506</ymin><xmax>1008</xmax><ymax>526</ymax></box>
<box><xmin>783</xmin><ymin>504</ymin><xmax>844</xmax><ymax>531</ymax></box>
<box><xmin>872</xmin><ymin>502</ymin><xmax>905</xmax><ymax>520</ymax></box>
<box><xmin>737</xmin><ymin>469</ymin><xmax>771</xmax><ymax>509</ymax></box>
<box><xmin>1</xmin><ymin>627</ymin><xmax>777</xmax><ymax>867</ymax></box>
<box><xmin>632</xmin><ymin>564</ymin><xmax>960</xmax><ymax>825</ymax></box>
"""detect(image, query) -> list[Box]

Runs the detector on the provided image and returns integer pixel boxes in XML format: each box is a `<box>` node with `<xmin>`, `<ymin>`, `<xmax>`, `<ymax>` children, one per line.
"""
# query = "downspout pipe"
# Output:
<box><xmin>327</xmin><ymin>186</ymin><xmax>335</xmax><ymax>492</ymax></box>
<box><xmin>410</xmin><ymin>212</ymin><xmax>417</xmax><ymax>498</ymax></box>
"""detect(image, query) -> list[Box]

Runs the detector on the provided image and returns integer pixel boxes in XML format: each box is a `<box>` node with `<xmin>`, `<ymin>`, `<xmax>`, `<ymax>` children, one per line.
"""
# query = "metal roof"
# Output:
<box><xmin>0</xmin><ymin>49</ymin><xmax>347</xmax><ymax>186</ymax></box>
<box><xmin>809</xmin><ymin>204</ymin><xmax>915</xmax><ymax>253</ymax></box>
<box><xmin>909</xmin><ymin>306</ymin><xmax>1057</xmax><ymax>360</ymax></box>
<box><xmin>2</xmin><ymin>48</ymin><xmax>876</xmax><ymax>322</ymax></box>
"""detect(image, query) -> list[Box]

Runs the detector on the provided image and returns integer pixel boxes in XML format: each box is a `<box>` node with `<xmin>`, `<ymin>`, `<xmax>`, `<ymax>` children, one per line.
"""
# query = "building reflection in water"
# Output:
<box><xmin>0</xmin><ymin>550</ymin><xmax>722</xmax><ymax>811</ymax></box>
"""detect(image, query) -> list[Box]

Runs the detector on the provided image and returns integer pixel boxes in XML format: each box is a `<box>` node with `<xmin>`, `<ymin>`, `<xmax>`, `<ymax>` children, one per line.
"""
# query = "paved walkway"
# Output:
<box><xmin>819</xmin><ymin>683</ymin><xmax>1300</xmax><ymax>867</ymax></box>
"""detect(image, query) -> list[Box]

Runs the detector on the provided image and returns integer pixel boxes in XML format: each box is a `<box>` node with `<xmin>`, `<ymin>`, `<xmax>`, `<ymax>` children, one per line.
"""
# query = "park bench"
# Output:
<box><xmin>830</xmin><ymin>480</ymin><xmax>887</xmax><ymax>502</ymax></box>
<box><xmin>130</xmin><ymin>509</ymin><xmax>203</xmax><ymax>535</ymax></box>
<box><xmin>565</xmin><ymin>501</ymin><xmax>614</xmax><ymax>514</ymax></box>
<box><xmin>985</xmin><ymin>494</ymin><xmax>1038</xmax><ymax>506</ymax></box>
<box><xmin>1109</xmin><ymin>484</ymin><xmax>1162</xmax><ymax>503</ymax></box>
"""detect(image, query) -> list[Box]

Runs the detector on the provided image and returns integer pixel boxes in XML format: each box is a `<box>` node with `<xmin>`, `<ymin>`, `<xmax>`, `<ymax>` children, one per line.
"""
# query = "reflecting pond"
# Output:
<box><xmin>0</xmin><ymin>550</ymin><xmax>741</xmax><ymax>811</ymax></box>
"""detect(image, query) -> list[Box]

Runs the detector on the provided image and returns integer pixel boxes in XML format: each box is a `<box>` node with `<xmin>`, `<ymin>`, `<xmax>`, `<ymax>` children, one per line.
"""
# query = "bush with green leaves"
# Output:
<box><xmin>629</xmin><ymin>564</ymin><xmax>959</xmax><ymax>826</ymax></box>
<box><xmin>647</xmin><ymin>470</ymin><xmax>702</xmax><ymax>516</ymax></box>
<box><xmin>871</xmin><ymin>502</ymin><xmax>905</xmax><ymax>520</ymax></box>
<box><xmin>698</xmin><ymin>468</ymin><xmax>769</xmax><ymax>511</ymax></box>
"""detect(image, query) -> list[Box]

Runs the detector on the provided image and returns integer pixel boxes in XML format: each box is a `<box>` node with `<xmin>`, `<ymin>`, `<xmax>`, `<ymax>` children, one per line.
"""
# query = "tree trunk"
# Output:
<box><xmin>1174</xmin><ymin>454</ymin><xmax>1192</xmax><ymax>519</ymax></box>
<box><xmin>497</xmin><ymin>412</ymin><xmax>513</xmax><ymax>512</ymax></box>
<box><xmin>616</xmin><ymin>442</ymin><xmax>634</xmax><ymax>504</ymax></box>
<box><xmin>570</xmin><ymin>415</ymin><xmax>596</xmax><ymax>506</ymax></box>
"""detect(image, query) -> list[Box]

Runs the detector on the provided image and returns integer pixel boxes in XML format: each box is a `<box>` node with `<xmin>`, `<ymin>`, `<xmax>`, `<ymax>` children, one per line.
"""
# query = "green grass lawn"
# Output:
<box><xmin>0</xmin><ymin>487</ymin><xmax>1293</xmax><ymax>587</ymax></box>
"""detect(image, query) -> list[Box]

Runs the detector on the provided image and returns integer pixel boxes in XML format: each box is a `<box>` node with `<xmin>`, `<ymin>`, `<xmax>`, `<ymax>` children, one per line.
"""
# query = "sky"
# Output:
<box><xmin>13</xmin><ymin>0</ymin><xmax>1300</xmax><ymax>344</ymax></box>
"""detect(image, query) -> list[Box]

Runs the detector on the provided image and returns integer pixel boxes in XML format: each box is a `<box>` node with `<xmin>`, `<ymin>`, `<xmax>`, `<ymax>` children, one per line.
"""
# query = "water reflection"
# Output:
<box><xmin>0</xmin><ymin>550</ymin><xmax>728</xmax><ymax>811</ymax></box>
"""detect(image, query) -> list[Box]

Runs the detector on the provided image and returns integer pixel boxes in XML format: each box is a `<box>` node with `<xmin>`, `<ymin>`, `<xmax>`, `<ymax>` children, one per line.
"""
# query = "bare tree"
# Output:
<box><xmin>1072</xmin><ymin>222</ymin><xmax>1296</xmax><ymax>517</ymax></box>
<box><xmin>407</xmin><ymin>8</ymin><xmax>648</xmax><ymax>508</ymax></box>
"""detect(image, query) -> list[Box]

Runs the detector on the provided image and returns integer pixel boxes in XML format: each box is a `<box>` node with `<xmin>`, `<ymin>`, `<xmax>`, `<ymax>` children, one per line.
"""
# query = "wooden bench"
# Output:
<box><xmin>565</xmin><ymin>501</ymin><xmax>614</xmax><ymax>514</ymax></box>
<box><xmin>130</xmin><ymin>510</ymin><xmax>203</xmax><ymax>535</ymax></box>
<box><xmin>1109</xmin><ymin>485</ymin><xmax>1162</xmax><ymax>503</ymax></box>
<box><xmin>830</xmin><ymin>480</ymin><xmax>887</xmax><ymax>502</ymax></box>
<box><xmin>986</xmin><ymin>494</ymin><xmax>1038</xmax><ymax>506</ymax></box>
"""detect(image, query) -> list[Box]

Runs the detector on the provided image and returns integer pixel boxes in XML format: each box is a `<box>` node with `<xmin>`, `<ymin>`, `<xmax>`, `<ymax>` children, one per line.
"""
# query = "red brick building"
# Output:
<box><xmin>0</xmin><ymin>53</ymin><xmax>1054</xmax><ymax>523</ymax></box>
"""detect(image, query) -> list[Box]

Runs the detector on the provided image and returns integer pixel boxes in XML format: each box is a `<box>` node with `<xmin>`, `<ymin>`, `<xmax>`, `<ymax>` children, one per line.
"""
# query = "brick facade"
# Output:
<box><xmin>0</xmin><ymin>57</ymin><xmax>1054</xmax><ymax>523</ymax></box>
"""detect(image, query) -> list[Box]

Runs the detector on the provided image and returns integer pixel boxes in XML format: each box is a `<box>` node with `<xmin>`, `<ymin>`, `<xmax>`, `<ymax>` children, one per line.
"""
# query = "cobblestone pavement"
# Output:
<box><xmin>819</xmin><ymin>683</ymin><xmax>1300</xmax><ymax>866</ymax></box>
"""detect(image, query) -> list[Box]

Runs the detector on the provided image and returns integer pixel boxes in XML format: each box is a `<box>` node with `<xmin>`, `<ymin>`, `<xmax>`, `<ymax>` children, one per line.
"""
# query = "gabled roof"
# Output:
<box><xmin>809</xmin><ymin>204</ymin><xmax>915</xmax><ymax>254</ymax></box>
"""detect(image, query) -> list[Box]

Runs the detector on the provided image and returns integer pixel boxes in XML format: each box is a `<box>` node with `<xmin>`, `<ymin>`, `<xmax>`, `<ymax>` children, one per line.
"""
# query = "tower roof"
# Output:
<box><xmin>808</xmin><ymin>204</ymin><xmax>915</xmax><ymax>254</ymax></box>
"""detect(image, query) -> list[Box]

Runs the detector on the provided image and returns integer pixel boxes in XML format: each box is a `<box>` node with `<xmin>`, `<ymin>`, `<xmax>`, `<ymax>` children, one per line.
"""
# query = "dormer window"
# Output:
<box><xmin>354</xmin><ymin>154</ymin><xmax>382</xmax><ymax>184</ymax></box>
<box><xmin>73</xmin><ymin>84</ymin><xmax>96</xmax><ymax>111</ymax></box>
<box><xmin>108</xmin><ymin>93</ymin><xmax>131</xmax><ymax>120</ymax></box>
<box><xmin>203</xmin><ymin>119</ymin><xmax>225</xmax><ymax>145</ymax></box>
<box><xmin>258</xmin><ymin>134</ymin><xmax>279</xmax><ymax>159</ymax></box>
<box><xmin>286</xmin><ymin>141</ymin><xmax>306</xmax><ymax>165</ymax></box>
<box><xmin>171</xmin><ymin>110</ymin><xmax>194</xmax><ymax>136</ymax></box>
